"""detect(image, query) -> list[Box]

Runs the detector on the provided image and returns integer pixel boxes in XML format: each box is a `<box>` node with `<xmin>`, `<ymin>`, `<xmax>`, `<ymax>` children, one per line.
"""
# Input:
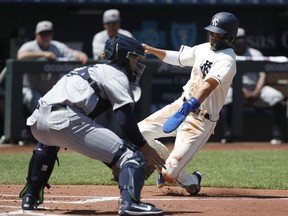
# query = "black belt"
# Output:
<box><xmin>191</xmin><ymin>109</ymin><xmax>210</xmax><ymax>120</ymax></box>
<box><xmin>36</xmin><ymin>103</ymin><xmax>67</xmax><ymax>112</ymax></box>
<box><xmin>183</xmin><ymin>97</ymin><xmax>210</xmax><ymax>120</ymax></box>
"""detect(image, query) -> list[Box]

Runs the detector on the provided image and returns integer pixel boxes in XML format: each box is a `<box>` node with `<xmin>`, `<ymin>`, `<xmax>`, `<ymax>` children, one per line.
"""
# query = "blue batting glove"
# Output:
<box><xmin>163</xmin><ymin>111</ymin><xmax>186</xmax><ymax>133</ymax></box>
<box><xmin>163</xmin><ymin>97</ymin><xmax>200</xmax><ymax>133</ymax></box>
<box><xmin>179</xmin><ymin>97</ymin><xmax>200</xmax><ymax>116</ymax></box>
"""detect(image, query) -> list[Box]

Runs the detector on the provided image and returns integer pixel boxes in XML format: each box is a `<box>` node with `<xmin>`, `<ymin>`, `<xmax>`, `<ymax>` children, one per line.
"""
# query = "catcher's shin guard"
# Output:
<box><xmin>19</xmin><ymin>142</ymin><xmax>60</xmax><ymax>206</ymax></box>
<box><xmin>118</xmin><ymin>151</ymin><xmax>145</xmax><ymax>204</ymax></box>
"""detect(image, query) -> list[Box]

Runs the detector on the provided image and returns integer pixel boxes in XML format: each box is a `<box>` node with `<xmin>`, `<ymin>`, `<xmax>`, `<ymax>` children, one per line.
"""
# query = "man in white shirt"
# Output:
<box><xmin>92</xmin><ymin>9</ymin><xmax>134</xmax><ymax>60</ymax></box>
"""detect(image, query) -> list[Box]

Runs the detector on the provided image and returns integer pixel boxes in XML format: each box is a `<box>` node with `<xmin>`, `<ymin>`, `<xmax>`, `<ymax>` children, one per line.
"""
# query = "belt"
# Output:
<box><xmin>36</xmin><ymin>103</ymin><xmax>67</xmax><ymax>112</ymax></box>
<box><xmin>191</xmin><ymin>109</ymin><xmax>210</xmax><ymax>120</ymax></box>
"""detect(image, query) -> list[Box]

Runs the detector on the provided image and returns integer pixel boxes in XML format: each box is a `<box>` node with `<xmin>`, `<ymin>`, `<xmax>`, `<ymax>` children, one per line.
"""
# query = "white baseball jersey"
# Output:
<box><xmin>92</xmin><ymin>29</ymin><xmax>134</xmax><ymax>60</ymax></box>
<box><xmin>138</xmin><ymin>42</ymin><xmax>237</xmax><ymax>187</ymax></box>
<box><xmin>38</xmin><ymin>64</ymin><xmax>135</xmax><ymax>115</ymax></box>
<box><xmin>178</xmin><ymin>42</ymin><xmax>236</xmax><ymax>116</ymax></box>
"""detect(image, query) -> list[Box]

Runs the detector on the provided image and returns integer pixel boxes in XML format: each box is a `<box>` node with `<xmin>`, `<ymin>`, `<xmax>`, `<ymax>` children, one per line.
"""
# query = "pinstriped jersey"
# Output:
<box><xmin>39</xmin><ymin>64</ymin><xmax>135</xmax><ymax>116</ymax></box>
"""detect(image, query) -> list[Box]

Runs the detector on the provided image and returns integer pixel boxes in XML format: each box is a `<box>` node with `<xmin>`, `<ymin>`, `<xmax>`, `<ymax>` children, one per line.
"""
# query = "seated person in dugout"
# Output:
<box><xmin>220</xmin><ymin>27</ymin><xmax>285</xmax><ymax>144</ymax></box>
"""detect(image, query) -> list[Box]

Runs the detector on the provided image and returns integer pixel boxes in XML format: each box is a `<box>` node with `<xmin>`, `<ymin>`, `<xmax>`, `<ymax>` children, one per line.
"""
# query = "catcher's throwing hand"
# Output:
<box><xmin>140</xmin><ymin>143</ymin><xmax>166</xmax><ymax>170</ymax></box>
<box><xmin>163</xmin><ymin>97</ymin><xmax>200</xmax><ymax>133</ymax></box>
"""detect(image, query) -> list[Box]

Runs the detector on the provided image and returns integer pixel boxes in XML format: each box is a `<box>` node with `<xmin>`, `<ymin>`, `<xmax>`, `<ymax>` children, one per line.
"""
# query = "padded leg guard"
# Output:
<box><xmin>19</xmin><ymin>142</ymin><xmax>59</xmax><ymax>205</ymax></box>
<box><xmin>118</xmin><ymin>151</ymin><xmax>145</xmax><ymax>204</ymax></box>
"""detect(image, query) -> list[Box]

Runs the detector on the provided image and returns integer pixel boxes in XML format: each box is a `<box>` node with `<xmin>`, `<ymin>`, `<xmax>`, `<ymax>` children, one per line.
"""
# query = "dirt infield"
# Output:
<box><xmin>1</xmin><ymin>185</ymin><xmax>288</xmax><ymax>216</ymax></box>
<box><xmin>1</xmin><ymin>143</ymin><xmax>288</xmax><ymax>216</ymax></box>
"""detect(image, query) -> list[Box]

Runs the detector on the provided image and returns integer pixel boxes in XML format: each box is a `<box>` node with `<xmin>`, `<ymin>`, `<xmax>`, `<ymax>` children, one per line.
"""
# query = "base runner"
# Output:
<box><xmin>138</xmin><ymin>12</ymin><xmax>239</xmax><ymax>194</ymax></box>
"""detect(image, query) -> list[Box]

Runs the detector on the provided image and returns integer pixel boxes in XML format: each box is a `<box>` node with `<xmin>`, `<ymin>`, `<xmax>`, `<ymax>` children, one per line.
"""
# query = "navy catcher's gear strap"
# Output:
<box><xmin>118</xmin><ymin>150</ymin><xmax>145</xmax><ymax>204</ymax></box>
<box><xmin>68</xmin><ymin>66</ymin><xmax>101</xmax><ymax>94</ymax></box>
<box><xmin>19</xmin><ymin>143</ymin><xmax>60</xmax><ymax>204</ymax></box>
<box><xmin>67</xmin><ymin>66</ymin><xmax>112</xmax><ymax>119</ymax></box>
<box><xmin>104</xmin><ymin>145</ymin><xmax>127</xmax><ymax>168</ymax></box>
<box><xmin>104</xmin><ymin>143</ymin><xmax>139</xmax><ymax>182</ymax></box>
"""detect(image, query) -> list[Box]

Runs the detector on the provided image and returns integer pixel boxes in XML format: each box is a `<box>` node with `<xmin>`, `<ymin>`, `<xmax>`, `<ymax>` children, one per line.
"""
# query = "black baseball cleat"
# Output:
<box><xmin>21</xmin><ymin>194</ymin><xmax>39</xmax><ymax>210</ymax></box>
<box><xmin>183</xmin><ymin>171</ymin><xmax>202</xmax><ymax>195</ymax></box>
<box><xmin>118</xmin><ymin>201</ymin><xmax>164</xmax><ymax>216</ymax></box>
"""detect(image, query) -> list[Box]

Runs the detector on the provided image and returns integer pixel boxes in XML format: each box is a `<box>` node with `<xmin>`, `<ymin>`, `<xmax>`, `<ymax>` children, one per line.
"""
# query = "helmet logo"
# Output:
<box><xmin>211</xmin><ymin>17</ymin><xmax>220</xmax><ymax>27</ymax></box>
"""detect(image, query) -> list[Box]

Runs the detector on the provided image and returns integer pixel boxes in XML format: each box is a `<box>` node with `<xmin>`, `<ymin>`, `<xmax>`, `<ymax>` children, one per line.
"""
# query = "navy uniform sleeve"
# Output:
<box><xmin>114</xmin><ymin>104</ymin><xmax>146</xmax><ymax>148</ymax></box>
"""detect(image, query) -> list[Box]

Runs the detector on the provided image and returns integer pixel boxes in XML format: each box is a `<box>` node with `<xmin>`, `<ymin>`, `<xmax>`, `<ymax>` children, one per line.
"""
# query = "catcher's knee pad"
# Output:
<box><xmin>118</xmin><ymin>150</ymin><xmax>145</xmax><ymax>203</ymax></box>
<box><xmin>19</xmin><ymin>142</ymin><xmax>60</xmax><ymax>204</ymax></box>
<box><xmin>106</xmin><ymin>143</ymin><xmax>144</xmax><ymax>182</ymax></box>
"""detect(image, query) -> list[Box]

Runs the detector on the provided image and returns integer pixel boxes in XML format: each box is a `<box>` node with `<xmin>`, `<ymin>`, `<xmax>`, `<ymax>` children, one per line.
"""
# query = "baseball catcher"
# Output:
<box><xmin>19</xmin><ymin>34</ymin><xmax>165</xmax><ymax>216</ymax></box>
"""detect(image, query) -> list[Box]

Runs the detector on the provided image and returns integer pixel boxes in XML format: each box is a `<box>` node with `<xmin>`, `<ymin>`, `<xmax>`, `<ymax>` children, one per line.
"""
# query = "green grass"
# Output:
<box><xmin>1</xmin><ymin>149</ymin><xmax>288</xmax><ymax>189</ymax></box>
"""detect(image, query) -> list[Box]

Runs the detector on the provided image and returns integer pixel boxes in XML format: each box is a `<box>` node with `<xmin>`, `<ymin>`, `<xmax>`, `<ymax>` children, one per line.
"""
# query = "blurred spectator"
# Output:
<box><xmin>92</xmin><ymin>9</ymin><xmax>134</xmax><ymax>136</ymax></box>
<box><xmin>0</xmin><ymin>87</ymin><xmax>4</xmax><ymax>139</ymax></box>
<box><xmin>17</xmin><ymin>20</ymin><xmax>88</xmax><ymax>144</ymax></box>
<box><xmin>220</xmin><ymin>27</ymin><xmax>285</xmax><ymax>144</ymax></box>
<box><xmin>92</xmin><ymin>9</ymin><xmax>134</xmax><ymax>60</ymax></box>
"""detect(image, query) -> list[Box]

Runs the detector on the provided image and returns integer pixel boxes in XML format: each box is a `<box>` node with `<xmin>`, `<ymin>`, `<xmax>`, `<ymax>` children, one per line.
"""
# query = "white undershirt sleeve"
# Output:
<box><xmin>162</xmin><ymin>50</ymin><xmax>180</xmax><ymax>66</ymax></box>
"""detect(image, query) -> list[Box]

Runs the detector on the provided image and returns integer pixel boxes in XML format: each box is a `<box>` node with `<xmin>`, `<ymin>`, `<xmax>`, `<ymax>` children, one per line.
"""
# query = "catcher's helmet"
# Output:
<box><xmin>104</xmin><ymin>34</ymin><xmax>146</xmax><ymax>83</ymax></box>
<box><xmin>205</xmin><ymin>12</ymin><xmax>238</xmax><ymax>38</ymax></box>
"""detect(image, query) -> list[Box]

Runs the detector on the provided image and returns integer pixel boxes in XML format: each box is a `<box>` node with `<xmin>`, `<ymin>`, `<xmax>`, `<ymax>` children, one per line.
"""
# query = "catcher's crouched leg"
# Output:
<box><xmin>118</xmin><ymin>151</ymin><xmax>145</xmax><ymax>204</ymax></box>
<box><xmin>117</xmin><ymin>147</ymin><xmax>164</xmax><ymax>215</ymax></box>
<box><xmin>110</xmin><ymin>139</ymin><xmax>169</xmax><ymax>182</ymax></box>
<box><xmin>19</xmin><ymin>142</ymin><xmax>59</xmax><ymax>210</ymax></box>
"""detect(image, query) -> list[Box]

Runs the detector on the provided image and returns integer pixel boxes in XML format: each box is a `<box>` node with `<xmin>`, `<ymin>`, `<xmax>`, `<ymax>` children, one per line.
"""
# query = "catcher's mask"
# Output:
<box><xmin>204</xmin><ymin>12</ymin><xmax>239</xmax><ymax>51</ymax></box>
<box><xmin>104</xmin><ymin>34</ymin><xmax>146</xmax><ymax>102</ymax></box>
<box><xmin>104</xmin><ymin>34</ymin><xmax>146</xmax><ymax>84</ymax></box>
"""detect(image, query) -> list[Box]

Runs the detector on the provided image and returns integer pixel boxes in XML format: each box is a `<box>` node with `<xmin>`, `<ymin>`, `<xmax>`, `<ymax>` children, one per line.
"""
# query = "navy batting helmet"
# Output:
<box><xmin>204</xmin><ymin>12</ymin><xmax>239</xmax><ymax>50</ymax></box>
<box><xmin>205</xmin><ymin>12</ymin><xmax>239</xmax><ymax>39</ymax></box>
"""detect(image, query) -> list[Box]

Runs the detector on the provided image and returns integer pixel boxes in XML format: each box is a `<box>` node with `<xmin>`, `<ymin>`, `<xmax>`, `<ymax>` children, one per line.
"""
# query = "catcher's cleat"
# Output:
<box><xmin>183</xmin><ymin>171</ymin><xmax>202</xmax><ymax>195</ymax></box>
<box><xmin>156</xmin><ymin>173</ymin><xmax>166</xmax><ymax>188</ymax></box>
<box><xmin>21</xmin><ymin>194</ymin><xmax>39</xmax><ymax>210</ymax></box>
<box><xmin>118</xmin><ymin>201</ymin><xmax>163</xmax><ymax>216</ymax></box>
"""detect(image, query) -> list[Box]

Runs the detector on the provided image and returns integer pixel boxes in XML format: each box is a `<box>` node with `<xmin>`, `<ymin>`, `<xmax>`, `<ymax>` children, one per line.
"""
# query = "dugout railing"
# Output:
<box><xmin>3</xmin><ymin>58</ymin><xmax>288</xmax><ymax>143</ymax></box>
